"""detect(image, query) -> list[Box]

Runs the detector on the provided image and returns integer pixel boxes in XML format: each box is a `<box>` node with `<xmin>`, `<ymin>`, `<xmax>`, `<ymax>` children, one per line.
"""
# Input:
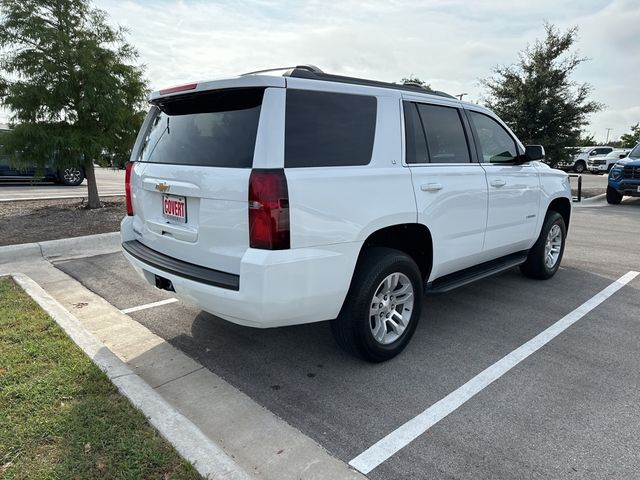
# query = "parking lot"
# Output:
<box><xmin>0</xmin><ymin>167</ymin><xmax>124</xmax><ymax>201</ymax></box>
<box><xmin>49</xmin><ymin>198</ymin><xmax>640</xmax><ymax>479</ymax></box>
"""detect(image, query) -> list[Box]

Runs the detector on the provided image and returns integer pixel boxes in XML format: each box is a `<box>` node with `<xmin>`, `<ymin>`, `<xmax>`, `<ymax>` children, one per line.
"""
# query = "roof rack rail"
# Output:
<box><xmin>285</xmin><ymin>66</ymin><xmax>456</xmax><ymax>99</ymax></box>
<box><xmin>241</xmin><ymin>64</ymin><xmax>324</xmax><ymax>76</ymax></box>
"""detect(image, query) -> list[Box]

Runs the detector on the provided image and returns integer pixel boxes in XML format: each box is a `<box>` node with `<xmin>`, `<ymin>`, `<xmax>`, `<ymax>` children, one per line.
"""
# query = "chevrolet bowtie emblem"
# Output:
<box><xmin>155</xmin><ymin>182</ymin><xmax>170</xmax><ymax>193</ymax></box>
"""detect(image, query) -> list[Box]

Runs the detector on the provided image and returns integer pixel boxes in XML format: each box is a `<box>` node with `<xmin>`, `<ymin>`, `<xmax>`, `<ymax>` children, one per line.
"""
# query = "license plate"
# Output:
<box><xmin>162</xmin><ymin>195</ymin><xmax>187</xmax><ymax>223</ymax></box>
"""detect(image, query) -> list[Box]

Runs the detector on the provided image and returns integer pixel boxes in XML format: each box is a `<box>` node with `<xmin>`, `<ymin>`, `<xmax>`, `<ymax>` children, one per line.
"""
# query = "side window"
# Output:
<box><xmin>403</xmin><ymin>101</ymin><xmax>428</xmax><ymax>164</ymax></box>
<box><xmin>595</xmin><ymin>147</ymin><xmax>611</xmax><ymax>155</ymax></box>
<box><xmin>285</xmin><ymin>90</ymin><xmax>377</xmax><ymax>168</ymax></box>
<box><xmin>416</xmin><ymin>104</ymin><xmax>471</xmax><ymax>163</ymax></box>
<box><xmin>468</xmin><ymin>111</ymin><xmax>518</xmax><ymax>163</ymax></box>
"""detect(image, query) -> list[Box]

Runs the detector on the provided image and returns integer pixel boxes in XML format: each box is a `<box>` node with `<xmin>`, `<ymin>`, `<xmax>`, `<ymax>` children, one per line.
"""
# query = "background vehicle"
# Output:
<box><xmin>121</xmin><ymin>66</ymin><xmax>572</xmax><ymax>362</ymax></box>
<box><xmin>588</xmin><ymin>149</ymin><xmax>630</xmax><ymax>174</ymax></box>
<box><xmin>0</xmin><ymin>153</ymin><xmax>85</xmax><ymax>186</ymax></box>
<box><xmin>607</xmin><ymin>143</ymin><xmax>640</xmax><ymax>204</ymax></box>
<box><xmin>557</xmin><ymin>146</ymin><xmax>613</xmax><ymax>173</ymax></box>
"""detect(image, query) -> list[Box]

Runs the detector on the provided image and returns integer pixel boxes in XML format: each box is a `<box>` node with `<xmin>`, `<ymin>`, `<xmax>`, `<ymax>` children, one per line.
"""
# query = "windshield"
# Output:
<box><xmin>629</xmin><ymin>144</ymin><xmax>640</xmax><ymax>159</ymax></box>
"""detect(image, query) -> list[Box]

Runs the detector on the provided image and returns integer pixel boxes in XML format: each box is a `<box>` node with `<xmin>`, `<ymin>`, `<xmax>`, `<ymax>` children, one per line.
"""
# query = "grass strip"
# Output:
<box><xmin>0</xmin><ymin>277</ymin><xmax>201</xmax><ymax>479</ymax></box>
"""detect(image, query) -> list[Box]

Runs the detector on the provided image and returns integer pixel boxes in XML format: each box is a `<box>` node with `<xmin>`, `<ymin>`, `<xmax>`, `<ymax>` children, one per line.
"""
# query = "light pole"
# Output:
<box><xmin>605</xmin><ymin>128</ymin><xmax>612</xmax><ymax>144</ymax></box>
<box><xmin>457</xmin><ymin>93</ymin><xmax>468</xmax><ymax>101</ymax></box>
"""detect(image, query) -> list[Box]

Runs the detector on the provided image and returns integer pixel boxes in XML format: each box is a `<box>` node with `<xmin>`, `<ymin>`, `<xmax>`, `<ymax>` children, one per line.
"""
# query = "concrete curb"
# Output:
<box><xmin>9</xmin><ymin>272</ymin><xmax>252</xmax><ymax>480</ymax></box>
<box><xmin>0</xmin><ymin>231</ymin><xmax>121</xmax><ymax>263</ymax></box>
<box><xmin>574</xmin><ymin>193</ymin><xmax>606</xmax><ymax>207</ymax></box>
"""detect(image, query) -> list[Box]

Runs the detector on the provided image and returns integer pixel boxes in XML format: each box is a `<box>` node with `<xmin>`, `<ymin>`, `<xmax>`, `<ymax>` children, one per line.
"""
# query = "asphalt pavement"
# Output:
<box><xmin>0</xmin><ymin>167</ymin><xmax>124</xmax><ymax>201</ymax></box>
<box><xmin>55</xmin><ymin>199</ymin><xmax>640</xmax><ymax>479</ymax></box>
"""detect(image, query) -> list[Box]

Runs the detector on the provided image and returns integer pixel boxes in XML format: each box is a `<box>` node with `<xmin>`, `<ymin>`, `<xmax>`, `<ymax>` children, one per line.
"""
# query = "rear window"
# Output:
<box><xmin>139</xmin><ymin>88</ymin><xmax>264</xmax><ymax>168</ymax></box>
<box><xmin>285</xmin><ymin>90</ymin><xmax>377</xmax><ymax>168</ymax></box>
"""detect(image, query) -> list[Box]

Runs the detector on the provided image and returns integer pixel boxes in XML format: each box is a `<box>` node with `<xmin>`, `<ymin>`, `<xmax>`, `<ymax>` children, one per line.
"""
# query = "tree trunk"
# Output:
<box><xmin>84</xmin><ymin>159</ymin><xmax>101</xmax><ymax>209</ymax></box>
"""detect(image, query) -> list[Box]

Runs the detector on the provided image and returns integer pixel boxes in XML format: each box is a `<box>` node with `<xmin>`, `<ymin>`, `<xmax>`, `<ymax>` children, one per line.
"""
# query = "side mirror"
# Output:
<box><xmin>589</xmin><ymin>150</ymin><xmax>597</xmax><ymax>156</ymax></box>
<box><xmin>525</xmin><ymin>145</ymin><xmax>545</xmax><ymax>161</ymax></box>
<box><xmin>619</xmin><ymin>153</ymin><xmax>627</xmax><ymax>159</ymax></box>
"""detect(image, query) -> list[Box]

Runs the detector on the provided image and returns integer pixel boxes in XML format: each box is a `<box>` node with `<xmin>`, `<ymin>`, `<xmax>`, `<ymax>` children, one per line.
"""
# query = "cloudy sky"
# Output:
<box><xmin>93</xmin><ymin>0</ymin><xmax>637</xmax><ymax>142</ymax></box>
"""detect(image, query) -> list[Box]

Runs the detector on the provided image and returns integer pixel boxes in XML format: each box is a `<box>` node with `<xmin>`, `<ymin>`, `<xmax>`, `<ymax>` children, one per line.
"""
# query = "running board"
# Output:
<box><xmin>426</xmin><ymin>251</ymin><xmax>529</xmax><ymax>294</ymax></box>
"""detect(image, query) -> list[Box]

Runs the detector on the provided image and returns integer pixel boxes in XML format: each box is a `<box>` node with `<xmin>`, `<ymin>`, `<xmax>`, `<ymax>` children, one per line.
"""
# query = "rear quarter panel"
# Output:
<box><xmin>285</xmin><ymin>89</ymin><xmax>416</xmax><ymax>249</ymax></box>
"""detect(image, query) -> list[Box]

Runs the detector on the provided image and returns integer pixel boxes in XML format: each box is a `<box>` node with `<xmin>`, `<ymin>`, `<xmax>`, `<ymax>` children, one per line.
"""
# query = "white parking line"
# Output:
<box><xmin>121</xmin><ymin>298</ymin><xmax>178</xmax><ymax>314</ymax></box>
<box><xmin>349</xmin><ymin>270</ymin><xmax>639</xmax><ymax>474</ymax></box>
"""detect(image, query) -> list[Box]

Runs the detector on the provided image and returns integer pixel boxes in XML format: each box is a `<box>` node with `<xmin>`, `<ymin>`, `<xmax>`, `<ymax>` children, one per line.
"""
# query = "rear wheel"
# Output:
<box><xmin>59</xmin><ymin>167</ymin><xmax>84</xmax><ymax>186</ymax></box>
<box><xmin>606</xmin><ymin>186</ymin><xmax>623</xmax><ymax>205</ymax></box>
<box><xmin>332</xmin><ymin>247</ymin><xmax>423</xmax><ymax>362</ymax></box>
<box><xmin>520</xmin><ymin>211</ymin><xmax>566</xmax><ymax>280</ymax></box>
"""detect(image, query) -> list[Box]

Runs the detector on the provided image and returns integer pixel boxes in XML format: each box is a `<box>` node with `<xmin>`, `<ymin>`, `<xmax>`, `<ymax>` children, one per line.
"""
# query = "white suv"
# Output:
<box><xmin>121</xmin><ymin>66</ymin><xmax>572</xmax><ymax>362</ymax></box>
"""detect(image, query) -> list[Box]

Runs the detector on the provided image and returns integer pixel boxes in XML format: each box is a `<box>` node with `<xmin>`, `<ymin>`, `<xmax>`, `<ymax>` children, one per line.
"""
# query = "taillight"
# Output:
<box><xmin>125</xmin><ymin>161</ymin><xmax>134</xmax><ymax>216</ymax></box>
<box><xmin>159</xmin><ymin>83</ymin><xmax>198</xmax><ymax>95</ymax></box>
<box><xmin>248</xmin><ymin>169</ymin><xmax>290</xmax><ymax>250</ymax></box>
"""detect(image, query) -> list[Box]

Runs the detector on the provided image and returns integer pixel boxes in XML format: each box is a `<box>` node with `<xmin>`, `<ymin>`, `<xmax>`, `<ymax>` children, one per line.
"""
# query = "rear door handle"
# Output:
<box><xmin>490</xmin><ymin>179</ymin><xmax>507</xmax><ymax>188</ymax></box>
<box><xmin>421</xmin><ymin>182</ymin><xmax>443</xmax><ymax>192</ymax></box>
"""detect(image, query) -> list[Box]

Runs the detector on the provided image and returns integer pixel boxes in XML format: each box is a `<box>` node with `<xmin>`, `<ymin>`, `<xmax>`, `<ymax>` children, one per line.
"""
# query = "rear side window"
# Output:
<box><xmin>139</xmin><ymin>88</ymin><xmax>264</xmax><ymax>168</ymax></box>
<box><xmin>415</xmin><ymin>103</ymin><xmax>471</xmax><ymax>163</ymax></box>
<box><xmin>285</xmin><ymin>90</ymin><xmax>377</xmax><ymax>168</ymax></box>
<box><xmin>404</xmin><ymin>102</ymin><xmax>471</xmax><ymax>164</ymax></box>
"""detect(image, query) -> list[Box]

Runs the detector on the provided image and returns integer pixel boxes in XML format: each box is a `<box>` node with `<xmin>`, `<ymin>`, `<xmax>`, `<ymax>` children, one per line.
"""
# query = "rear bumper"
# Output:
<box><xmin>120</xmin><ymin>217</ymin><xmax>361</xmax><ymax>328</ymax></box>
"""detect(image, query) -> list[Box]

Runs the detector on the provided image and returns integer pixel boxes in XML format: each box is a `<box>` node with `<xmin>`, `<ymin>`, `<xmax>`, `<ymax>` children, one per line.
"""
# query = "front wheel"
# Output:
<box><xmin>520</xmin><ymin>211</ymin><xmax>566</xmax><ymax>280</ymax></box>
<box><xmin>606</xmin><ymin>186</ymin><xmax>622</xmax><ymax>205</ymax></box>
<box><xmin>331</xmin><ymin>247</ymin><xmax>423</xmax><ymax>362</ymax></box>
<box><xmin>574</xmin><ymin>161</ymin><xmax>586</xmax><ymax>173</ymax></box>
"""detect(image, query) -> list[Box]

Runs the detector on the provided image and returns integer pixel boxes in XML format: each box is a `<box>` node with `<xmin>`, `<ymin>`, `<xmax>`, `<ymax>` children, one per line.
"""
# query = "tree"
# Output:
<box><xmin>481</xmin><ymin>23</ymin><xmax>602</xmax><ymax>167</ymax></box>
<box><xmin>400</xmin><ymin>75</ymin><xmax>433</xmax><ymax>92</ymax></box>
<box><xmin>619</xmin><ymin>123</ymin><xmax>640</xmax><ymax>148</ymax></box>
<box><xmin>0</xmin><ymin>0</ymin><xmax>148</xmax><ymax>208</ymax></box>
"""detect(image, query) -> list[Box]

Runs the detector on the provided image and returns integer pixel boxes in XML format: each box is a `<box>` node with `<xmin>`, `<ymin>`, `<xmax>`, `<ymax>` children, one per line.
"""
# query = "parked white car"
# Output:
<box><xmin>588</xmin><ymin>149</ymin><xmax>631</xmax><ymax>174</ymax></box>
<box><xmin>557</xmin><ymin>146</ymin><xmax>614</xmax><ymax>173</ymax></box>
<box><xmin>121</xmin><ymin>66</ymin><xmax>572</xmax><ymax>361</ymax></box>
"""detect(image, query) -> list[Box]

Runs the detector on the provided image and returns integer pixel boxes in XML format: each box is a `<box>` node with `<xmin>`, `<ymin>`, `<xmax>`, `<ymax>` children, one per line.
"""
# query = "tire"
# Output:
<box><xmin>606</xmin><ymin>186</ymin><xmax>623</xmax><ymax>205</ymax></box>
<box><xmin>520</xmin><ymin>211</ymin><xmax>566</xmax><ymax>280</ymax></box>
<box><xmin>331</xmin><ymin>247</ymin><xmax>423</xmax><ymax>362</ymax></box>
<box><xmin>59</xmin><ymin>167</ymin><xmax>84</xmax><ymax>186</ymax></box>
<box><xmin>574</xmin><ymin>161</ymin><xmax>586</xmax><ymax>173</ymax></box>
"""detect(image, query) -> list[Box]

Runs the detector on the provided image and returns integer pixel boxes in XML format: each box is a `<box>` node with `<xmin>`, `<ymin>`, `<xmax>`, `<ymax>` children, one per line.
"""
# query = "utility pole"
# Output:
<box><xmin>605</xmin><ymin>128</ymin><xmax>612</xmax><ymax>144</ymax></box>
<box><xmin>457</xmin><ymin>93</ymin><xmax>468</xmax><ymax>101</ymax></box>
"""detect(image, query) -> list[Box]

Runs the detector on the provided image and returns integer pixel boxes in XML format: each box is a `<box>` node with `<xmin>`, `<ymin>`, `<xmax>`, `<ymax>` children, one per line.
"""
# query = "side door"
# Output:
<box><xmin>403</xmin><ymin>99</ymin><xmax>488</xmax><ymax>281</ymax></box>
<box><xmin>465</xmin><ymin>109</ymin><xmax>541</xmax><ymax>257</ymax></box>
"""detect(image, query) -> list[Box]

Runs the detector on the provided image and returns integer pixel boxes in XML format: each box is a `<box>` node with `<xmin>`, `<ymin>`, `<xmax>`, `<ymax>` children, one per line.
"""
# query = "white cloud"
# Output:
<box><xmin>93</xmin><ymin>0</ymin><xmax>639</xmax><ymax>142</ymax></box>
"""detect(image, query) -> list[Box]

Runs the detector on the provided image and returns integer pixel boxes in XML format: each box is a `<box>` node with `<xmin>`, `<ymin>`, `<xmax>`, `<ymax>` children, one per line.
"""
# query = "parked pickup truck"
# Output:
<box><xmin>556</xmin><ymin>146</ymin><xmax>614</xmax><ymax>173</ymax></box>
<box><xmin>588</xmin><ymin>149</ymin><xmax>630</xmax><ymax>174</ymax></box>
<box><xmin>607</xmin><ymin>143</ymin><xmax>640</xmax><ymax>204</ymax></box>
<box><xmin>120</xmin><ymin>65</ymin><xmax>572</xmax><ymax>362</ymax></box>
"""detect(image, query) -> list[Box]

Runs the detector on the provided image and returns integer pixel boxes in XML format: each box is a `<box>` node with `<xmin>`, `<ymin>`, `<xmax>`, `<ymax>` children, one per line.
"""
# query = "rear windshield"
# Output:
<box><xmin>139</xmin><ymin>88</ymin><xmax>264</xmax><ymax>168</ymax></box>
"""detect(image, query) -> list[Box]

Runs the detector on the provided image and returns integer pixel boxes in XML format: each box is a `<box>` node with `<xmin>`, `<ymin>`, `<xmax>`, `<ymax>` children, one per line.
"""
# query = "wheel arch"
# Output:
<box><xmin>357</xmin><ymin>223</ymin><xmax>433</xmax><ymax>282</ymax></box>
<box><xmin>547</xmin><ymin>197</ymin><xmax>571</xmax><ymax>230</ymax></box>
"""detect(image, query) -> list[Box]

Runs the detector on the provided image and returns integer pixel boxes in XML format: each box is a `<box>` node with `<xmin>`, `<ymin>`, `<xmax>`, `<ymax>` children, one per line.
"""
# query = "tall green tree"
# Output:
<box><xmin>0</xmin><ymin>0</ymin><xmax>148</xmax><ymax>208</ymax></box>
<box><xmin>481</xmin><ymin>23</ymin><xmax>602</xmax><ymax>167</ymax></box>
<box><xmin>400</xmin><ymin>75</ymin><xmax>433</xmax><ymax>92</ymax></box>
<box><xmin>619</xmin><ymin>123</ymin><xmax>640</xmax><ymax>148</ymax></box>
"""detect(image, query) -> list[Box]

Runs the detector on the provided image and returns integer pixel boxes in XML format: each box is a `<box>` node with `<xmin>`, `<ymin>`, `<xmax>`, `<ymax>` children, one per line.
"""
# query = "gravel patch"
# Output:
<box><xmin>0</xmin><ymin>197</ymin><xmax>124</xmax><ymax>246</ymax></box>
